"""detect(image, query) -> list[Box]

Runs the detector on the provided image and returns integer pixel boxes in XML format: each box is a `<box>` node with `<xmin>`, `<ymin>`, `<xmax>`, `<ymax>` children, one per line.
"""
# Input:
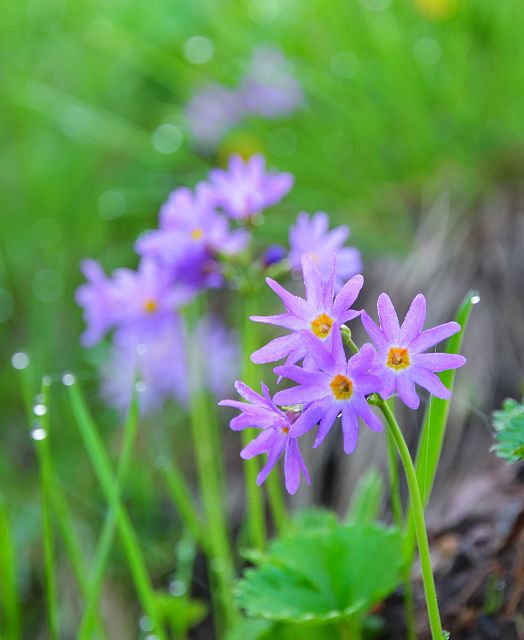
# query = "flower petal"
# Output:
<box><xmin>413</xmin><ymin>353</ymin><xmax>466</xmax><ymax>372</ymax></box>
<box><xmin>250</xmin><ymin>313</ymin><xmax>304</xmax><ymax>330</ymax></box>
<box><xmin>273</xmin><ymin>384</ymin><xmax>328</xmax><ymax>406</ymax></box>
<box><xmin>284</xmin><ymin>439</ymin><xmax>301</xmax><ymax>495</ymax></box>
<box><xmin>313</xmin><ymin>404</ymin><xmax>340</xmax><ymax>448</ymax></box>
<box><xmin>399</xmin><ymin>294</ymin><xmax>426</xmax><ymax>345</ymax></box>
<box><xmin>266</xmin><ymin>278</ymin><xmax>311</xmax><ymax>319</ymax></box>
<box><xmin>377</xmin><ymin>293</ymin><xmax>400</xmax><ymax>341</ymax></box>
<box><xmin>240</xmin><ymin>429</ymin><xmax>276</xmax><ymax>459</ymax></box>
<box><xmin>234</xmin><ymin>380</ymin><xmax>264</xmax><ymax>405</ymax></box>
<box><xmin>411</xmin><ymin>367</ymin><xmax>452</xmax><ymax>400</ymax></box>
<box><xmin>299</xmin><ymin>330</ymin><xmax>336</xmax><ymax>373</ymax></box>
<box><xmin>333</xmin><ymin>274</ymin><xmax>364</xmax><ymax>317</ymax></box>
<box><xmin>323</xmin><ymin>257</ymin><xmax>337</xmax><ymax>309</ymax></box>
<box><xmin>396</xmin><ymin>374</ymin><xmax>420</xmax><ymax>410</ymax></box>
<box><xmin>301</xmin><ymin>255</ymin><xmax>324</xmax><ymax>311</ymax></box>
<box><xmin>274</xmin><ymin>365</ymin><xmax>327</xmax><ymax>386</ymax></box>
<box><xmin>251</xmin><ymin>333</ymin><xmax>302</xmax><ymax>364</ymax></box>
<box><xmin>256</xmin><ymin>435</ymin><xmax>287</xmax><ymax>485</ymax></box>
<box><xmin>289</xmin><ymin>398</ymin><xmax>330</xmax><ymax>438</ymax></box>
<box><xmin>352</xmin><ymin>396</ymin><xmax>383</xmax><ymax>432</ymax></box>
<box><xmin>361</xmin><ymin>312</ymin><xmax>389</xmax><ymax>352</ymax></box>
<box><xmin>341</xmin><ymin>405</ymin><xmax>359</xmax><ymax>454</ymax></box>
<box><xmin>409</xmin><ymin>321</ymin><xmax>460</xmax><ymax>354</ymax></box>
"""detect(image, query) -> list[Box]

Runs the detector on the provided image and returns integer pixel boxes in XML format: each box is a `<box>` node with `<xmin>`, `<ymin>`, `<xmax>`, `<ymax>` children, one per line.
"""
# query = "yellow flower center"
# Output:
<box><xmin>330</xmin><ymin>374</ymin><xmax>353</xmax><ymax>400</ymax></box>
<box><xmin>308</xmin><ymin>252</ymin><xmax>319</xmax><ymax>263</ymax></box>
<box><xmin>387</xmin><ymin>347</ymin><xmax>410</xmax><ymax>371</ymax></box>
<box><xmin>311</xmin><ymin>313</ymin><xmax>334</xmax><ymax>339</ymax></box>
<box><xmin>143</xmin><ymin>298</ymin><xmax>158</xmax><ymax>314</ymax></box>
<box><xmin>191</xmin><ymin>228</ymin><xmax>204</xmax><ymax>240</ymax></box>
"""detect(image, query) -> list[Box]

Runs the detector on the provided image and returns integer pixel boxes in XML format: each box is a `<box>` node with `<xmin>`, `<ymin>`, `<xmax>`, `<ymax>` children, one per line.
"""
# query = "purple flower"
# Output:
<box><xmin>361</xmin><ymin>293</ymin><xmax>467</xmax><ymax>410</ymax></box>
<box><xmin>250</xmin><ymin>255</ymin><xmax>363</xmax><ymax>367</ymax></box>
<box><xmin>136</xmin><ymin>184</ymin><xmax>249</xmax><ymax>285</ymax></box>
<box><xmin>288</xmin><ymin>212</ymin><xmax>362</xmax><ymax>290</ymax></box>
<box><xmin>239</xmin><ymin>46</ymin><xmax>305</xmax><ymax>118</ymax></box>
<box><xmin>185</xmin><ymin>83</ymin><xmax>242</xmax><ymax>149</ymax></box>
<box><xmin>76</xmin><ymin>259</ymin><xmax>194</xmax><ymax>346</ymax></box>
<box><xmin>208</xmin><ymin>154</ymin><xmax>294</xmax><ymax>220</ymax></box>
<box><xmin>219</xmin><ymin>381</ymin><xmax>310</xmax><ymax>494</ymax></box>
<box><xmin>274</xmin><ymin>331</ymin><xmax>383</xmax><ymax>454</ymax></box>
<box><xmin>75</xmin><ymin>260</ymin><xmax>119</xmax><ymax>347</ymax></box>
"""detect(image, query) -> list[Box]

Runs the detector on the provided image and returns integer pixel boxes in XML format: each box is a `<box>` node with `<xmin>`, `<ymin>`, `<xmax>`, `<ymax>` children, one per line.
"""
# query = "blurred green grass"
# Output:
<box><xmin>1</xmin><ymin>0</ymin><xmax>524</xmax><ymax>634</ymax></box>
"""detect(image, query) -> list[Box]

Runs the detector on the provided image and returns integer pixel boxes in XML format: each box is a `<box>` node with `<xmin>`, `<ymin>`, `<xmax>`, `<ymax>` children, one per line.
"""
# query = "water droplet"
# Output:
<box><xmin>11</xmin><ymin>352</ymin><xmax>30</xmax><ymax>370</ymax></box>
<box><xmin>31</xmin><ymin>427</ymin><xmax>47</xmax><ymax>441</ymax></box>
<box><xmin>62</xmin><ymin>372</ymin><xmax>76</xmax><ymax>386</ymax></box>
<box><xmin>471</xmin><ymin>293</ymin><xmax>480</xmax><ymax>305</ymax></box>
<box><xmin>138</xmin><ymin>615</ymin><xmax>153</xmax><ymax>632</ymax></box>
<box><xmin>135</xmin><ymin>380</ymin><xmax>147</xmax><ymax>393</ymax></box>
<box><xmin>169</xmin><ymin>579</ymin><xmax>186</xmax><ymax>596</ymax></box>
<box><xmin>42</xmin><ymin>375</ymin><xmax>52</xmax><ymax>386</ymax></box>
<box><xmin>136</xmin><ymin>344</ymin><xmax>147</xmax><ymax>356</ymax></box>
<box><xmin>152</xmin><ymin>124</ymin><xmax>183</xmax><ymax>154</ymax></box>
<box><xmin>35</xmin><ymin>393</ymin><xmax>45</xmax><ymax>404</ymax></box>
<box><xmin>33</xmin><ymin>404</ymin><xmax>47</xmax><ymax>417</ymax></box>
<box><xmin>183</xmin><ymin>36</ymin><xmax>214</xmax><ymax>64</ymax></box>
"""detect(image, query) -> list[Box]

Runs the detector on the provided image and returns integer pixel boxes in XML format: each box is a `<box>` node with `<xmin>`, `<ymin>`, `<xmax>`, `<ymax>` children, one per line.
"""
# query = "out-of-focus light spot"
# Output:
<box><xmin>169</xmin><ymin>579</ymin><xmax>187</xmax><ymax>596</ymax></box>
<box><xmin>136</xmin><ymin>344</ymin><xmax>147</xmax><ymax>356</ymax></box>
<box><xmin>33</xmin><ymin>218</ymin><xmax>61</xmax><ymax>249</ymax></box>
<box><xmin>33</xmin><ymin>404</ymin><xmax>47</xmax><ymax>417</ymax></box>
<box><xmin>152</xmin><ymin>124</ymin><xmax>183</xmax><ymax>154</ymax></box>
<box><xmin>138</xmin><ymin>616</ymin><xmax>153</xmax><ymax>632</ymax></box>
<box><xmin>362</xmin><ymin>0</ymin><xmax>392</xmax><ymax>11</ymax></box>
<box><xmin>248</xmin><ymin>0</ymin><xmax>280</xmax><ymax>24</ymax></box>
<box><xmin>183</xmin><ymin>36</ymin><xmax>214</xmax><ymax>64</ymax></box>
<box><xmin>0</xmin><ymin>289</ymin><xmax>14</xmax><ymax>323</ymax></box>
<box><xmin>32</xmin><ymin>269</ymin><xmax>63</xmax><ymax>303</ymax></box>
<box><xmin>42</xmin><ymin>375</ymin><xmax>52</xmax><ymax>386</ymax></box>
<box><xmin>62</xmin><ymin>372</ymin><xmax>76</xmax><ymax>386</ymax></box>
<box><xmin>415</xmin><ymin>0</ymin><xmax>457</xmax><ymax>20</ymax></box>
<box><xmin>268</xmin><ymin>127</ymin><xmax>297</xmax><ymax>157</ymax></box>
<box><xmin>11</xmin><ymin>352</ymin><xmax>30</xmax><ymax>370</ymax></box>
<box><xmin>31</xmin><ymin>427</ymin><xmax>47</xmax><ymax>441</ymax></box>
<box><xmin>471</xmin><ymin>293</ymin><xmax>481</xmax><ymax>305</ymax></box>
<box><xmin>84</xmin><ymin>19</ymin><xmax>114</xmax><ymax>49</ymax></box>
<box><xmin>98</xmin><ymin>190</ymin><xmax>126</xmax><ymax>220</ymax></box>
<box><xmin>413</xmin><ymin>38</ymin><xmax>441</xmax><ymax>65</ymax></box>
<box><xmin>135</xmin><ymin>380</ymin><xmax>147</xmax><ymax>393</ymax></box>
<box><xmin>331</xmin><ymin>51</ymin><xmax>361</xmax><ymax>80</ymax></box>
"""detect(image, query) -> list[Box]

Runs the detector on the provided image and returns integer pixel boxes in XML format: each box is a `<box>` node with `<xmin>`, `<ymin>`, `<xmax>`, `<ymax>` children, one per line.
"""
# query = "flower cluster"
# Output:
<box><xmin>221</xmin><ymin>257</ymin><xmax>466</xmax><ymax>494</ymax></box>
<box><xmin>186</xmin><ymin>46</ymin><xmax>304</xmax><ymax>149</ymax></box>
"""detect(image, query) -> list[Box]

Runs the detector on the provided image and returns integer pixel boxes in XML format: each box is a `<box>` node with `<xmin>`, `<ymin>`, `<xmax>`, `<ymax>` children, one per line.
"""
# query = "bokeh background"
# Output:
<box><xmin>2</xmin><ymin>0</ymin><xmax>524</xmax><ymax>636</ymax></box>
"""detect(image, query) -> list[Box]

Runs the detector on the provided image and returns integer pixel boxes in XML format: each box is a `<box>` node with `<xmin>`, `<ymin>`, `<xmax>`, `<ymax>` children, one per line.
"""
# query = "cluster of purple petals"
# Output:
<box><xmin>221</xmin><ymin>257</ymin><xmax>466</xmax><ymax>494</ymax></box>
<box><xmin>186</xmin><ymin>46</ymin><xmax>304</xmax><ymax>149</ymax></box>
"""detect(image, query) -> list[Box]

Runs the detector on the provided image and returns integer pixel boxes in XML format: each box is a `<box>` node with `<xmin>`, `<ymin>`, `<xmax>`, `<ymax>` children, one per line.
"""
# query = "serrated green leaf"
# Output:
<box><xmin>236</xmin><ymin>523</ymin><xmax>402</xmax><ymax>624</ymax></box>
<box><xmin>289</xmin><ymin>507</ymin><xmax>338</xmax><ymax>533</ymax></box>
<box><xmin>492</xmin><ymin>398</ymin><xmax>524</xmax><ymax>462</ymax></box>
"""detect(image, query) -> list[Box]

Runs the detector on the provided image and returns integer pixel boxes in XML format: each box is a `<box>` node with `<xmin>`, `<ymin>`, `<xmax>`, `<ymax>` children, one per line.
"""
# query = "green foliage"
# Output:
<box><xmin>345</xmin><ymin>469</ymin><xmax>384</xmax><ymax>526</ymax></box>
<box><xmin>236</xmin><ymin>521</ymin><xmax>402</xmax><ymax>625</ymax></box>
<box><xmin>492</xmin><ymin>398</ymin><xmax>524</xmax><ymax>462</ymax></box>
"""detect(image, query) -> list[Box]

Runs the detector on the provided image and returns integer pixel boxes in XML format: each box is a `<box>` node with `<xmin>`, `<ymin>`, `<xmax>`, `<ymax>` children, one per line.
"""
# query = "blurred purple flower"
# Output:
<box><xmin>208</xmin><ymin>154</ymin><xmax>293</xmax><ymax>220</ymax></box>
<box><xmin>275</xmin><ymin>331</ymin><xmax>383</xmax><ymax>454</ymax></box>
<box><xmin>75</xmin><ymin>259</ymin><xmax>119</xmax><ymax>347</ymax></box>
<box><xmin>219</xmin><ymin>381</ymin><xmax>310</xmax><ymax>494</ymax></box>
<box><xmin>185</xmin><ymin>83</ymin><xmax>242</xmax><ymax>149</ymax></box>
<box><xmin>76</xmin><ymin>259</ymin><xmax>194</xmax><ymax>346</ymax></box>
<box><xmin>288</xmin><ymin>212</ymin><xmax>362</xmax><ymax>289</ymax></box>
<box><xmin>361</xmin><ymin>293</ymin><xmax>466</xmax><ymax>410</ymax></box>
<box><xmin>102</xmin><ymin>315</ymin><xmax>239</xmax><ymax>415</ymax></box>
<box><xmin>239</xmin><ymin>46</ymin><xmax>305</xmax><ymax>118</ymax></box>
<box><xmin>262</xmin><ymin>244</ymin><xmax>287</xmax><ymax>268</ymax></box>
<box><xmin>250</xmin><ymin>255</ymin><xmax>363</xmax><ymax>367</ymax></box>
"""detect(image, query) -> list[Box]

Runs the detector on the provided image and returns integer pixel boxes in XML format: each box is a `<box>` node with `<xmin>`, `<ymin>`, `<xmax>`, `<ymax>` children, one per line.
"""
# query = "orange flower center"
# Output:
<box><xmin>282</xmin><ymin>426</ymin><xmax>289</xmax><ymax>434</ymax></box>
<box><xmin>143</xmin><ymin>298</ymin><xmax>158</xmax><ymax>314</ymax></box>
<box><xmin>311</xmin><ymin>313</ymin><xmax>334</xmax><ymax>339</ymax></box>
<box><xmin>191</xmin><ymin>227</ymin><xmax>204</xmax><ymax>240</ymax></box>
<box><xmin>387</xmin><ymin>347</ymin><xmax>410</xmax><ymax>371</ymax></box>
<box><xmin>330</xmin><ymin>374</ymin><xmax>353</xmax><ymax>400</ymax></box>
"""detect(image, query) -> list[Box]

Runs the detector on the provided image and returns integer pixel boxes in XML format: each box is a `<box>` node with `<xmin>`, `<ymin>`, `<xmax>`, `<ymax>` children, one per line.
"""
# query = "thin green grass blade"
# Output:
<box><xmin>0</xmin><ymin>497</ymin><xmax>21</xmax><ymax>640</ymax></box>
<box><xmin>403</xmin><ymin>290</ymin><xmax>478</xmax><ymax>563</ymax></box>
<box><xmin>67</xmin><ymin>381</ymin><xmax>167</xmax><ymax>640</ymax></box>
<box><xmin>78</xmin><ymin>390</ymin><xmax>141</xmax><ymax>640</ymax></box>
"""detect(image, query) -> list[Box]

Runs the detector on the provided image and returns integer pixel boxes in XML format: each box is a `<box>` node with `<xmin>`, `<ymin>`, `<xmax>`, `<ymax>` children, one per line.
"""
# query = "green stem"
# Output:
<box><xmin>377</xmin><ymin>399</ymin><xmax>443</xmax><ymax>640</ymax></box>
<box><xmin>265</xmin><ymin>473</ymin><xmax>288</xmax><ymax>535</ymax></box>
<box><xmin>68</xmin><ymin>383</ymin><xmax>167</xmax><ymax>640</ymax></box>
<box><xmin>240</xmin><ymin>295</ymin><xmax>268</xmax><ymax>551</ymax></box>
<box><xmin>158</xmin><ymin>456</ymin><xmax>205</xmax><ymax>551</ymax></box>
<box><xmin>78</xmin><ymin>393</ymin><xmax>141</xmax><ymax>640</ymax></box>
<box><xmin>0</xmin><ymin>498</ymin><xmax>21</xmax><ymax>640</ymax></box>
<box><xmin>36</xmin><ymin>381</ymin><xmax>59</xmax><ymax>640</ymax></box>
<box><xmin>185</xmin><ymin>301</ymin><xmax>237</xmax><ymax>630</ymax></box>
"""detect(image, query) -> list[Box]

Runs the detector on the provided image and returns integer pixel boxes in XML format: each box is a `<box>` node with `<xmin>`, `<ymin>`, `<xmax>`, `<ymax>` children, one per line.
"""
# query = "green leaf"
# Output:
<box><xmin>492</xmin><ymin>398</ymin><xmax>524</xmax><ymax>462</ymax></box>
<box><xmin>236</xmin><ymin>523</ymin><xmax>402</xmax><ymax>624</ymax></box>
<box><xmin>345</xmin><ymin>470</ymin><xmax>384</xmax><ymax>526</ymax></box>
<box><xmin>156</xmin><ymin>593</ymin><xmax>208</xmax><ymax>637</ymax></box>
